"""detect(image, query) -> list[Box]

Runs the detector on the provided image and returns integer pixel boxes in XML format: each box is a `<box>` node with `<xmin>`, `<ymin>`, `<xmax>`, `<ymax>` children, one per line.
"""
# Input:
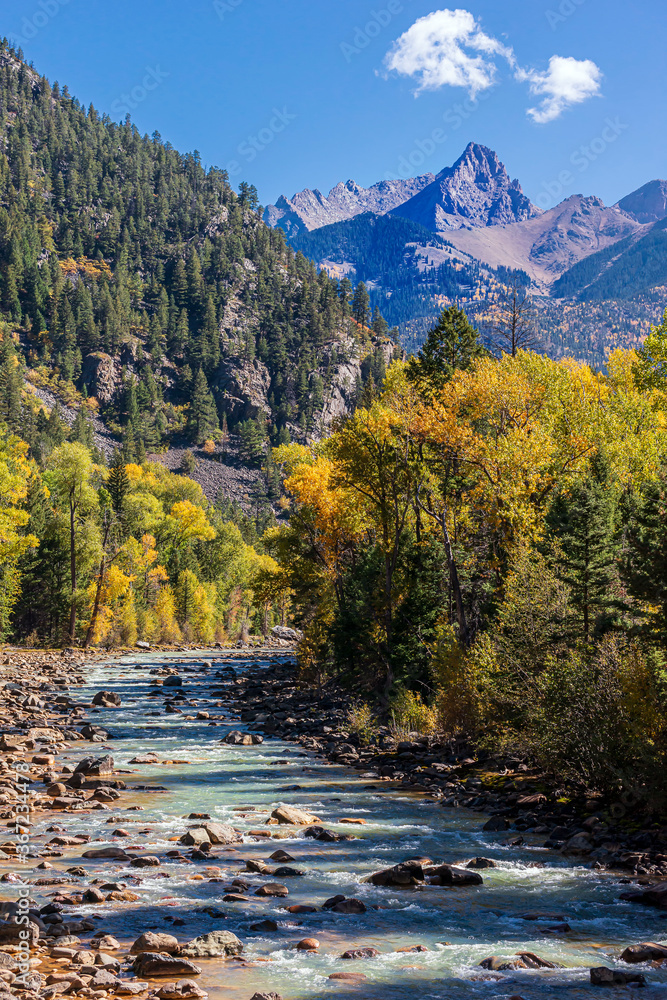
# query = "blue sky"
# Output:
<box><xmin>3</xmin><ymin>0</ymin><xmax>665</xmax><ymax>210</ymax></box>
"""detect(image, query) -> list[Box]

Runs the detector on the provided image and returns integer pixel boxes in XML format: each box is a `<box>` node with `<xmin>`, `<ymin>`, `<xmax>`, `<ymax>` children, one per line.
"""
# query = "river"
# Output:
<box><xmin>17</xmin><ymin>651</ymin><xmax>667</xmax><ymax>998</ymax></box>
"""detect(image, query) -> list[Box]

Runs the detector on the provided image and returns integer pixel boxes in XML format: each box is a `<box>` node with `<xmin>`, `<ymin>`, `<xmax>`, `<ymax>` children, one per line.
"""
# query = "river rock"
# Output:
<box><xmin>621</xmin><ymin>942</ymin><xmax>667</xmax><ymax>963</ymax></box>
<box><xmin>203</xmin><ymin>822</ymin><xmax>240</xmax><ymax>844</ymax></box>
<box><xmin>590</xmin><ymin>967</ymin><xmax>647</xmax><ymax>986</ymax></box>
<box><xmin>129</xmin><ymin>753</ymin><xmax>160</xmax><ymax>764</ymax></box>
<box><xmin>271</xmin><ymin>626</ymin><xmax>302</xmax><ymax>641</ymax></box>
<box><xmin>296</xmin><ymin>938</ymin><xmax>319</xmax><ymax>951</ymax></box>
<box><xmin>0</xmin><ymin>919</ymin><xmax>39</xmax><ymax>945</ymax></box>
<box><xmin>480</xmin><ymin>956</ymin><xmax>527</xmax><ymax>971</ymax></box>
<box><xmin>179</xmin><ymin>828</ymin><xmax>211</xmax><ymax>848</ymax></box>
<box><xmin>91</xmin><ymin>934</ymin><xmax>121</xmax><ymax>950</ymax></box>
<box><xmin>255</xmin><ymin>883</ymin><xmax>289</xmax><ymax>897</ymax></box>
<box><xmin>250</xmin><ymin>920</ymin><xmax>278</xmax><ymax>932</ymax></box>
<box><xmin>223</xmin><ymin>731</ymin><xmax>263</xmax><ymax>746</ymax></box>
<box><xmin>74</xmin><ymin>754</ymin><xmax>114</xmax><ymax>776</ymax></box>
<box><xmin>179</xmin><ymin>931</ymin><xmax>243</xmax><ymax>958</ymax></box>
<box><xmin>80</xmin><ymin>723</ymin><xmax>110</xmax><ymax>740</ymax></box>
<box><xmin>483</xmin><ymin>817</ymin><xmax>510</xmax><ymax>832</ymax></box>
<box><xmin>92</xmin><ymin>691</ymin><xmax>122</xmax><ymax>707</ymax></box>
<box><xmin>132</xmin><ymin>953</ymin><xmax>202</xmax><ymax>977</ymax></box>
<box><xmin>82</xmin><ymin>847</ymin><xmax>130</xmax><ymax>860</ymax></box>
<box><xmin>619</xmin><ymin>883</ymin><xmax>667</xmax><ymax>909</ymax></box>
<box><xmin>341</xmin><ymin>947</ymin><xmax>380</xmax><ymax>959</ymax></box>
<box><xmin>131</xmin><ymin>855</ymin><xmax>161</xmax><ymax>868</ymax></box>
<box><xmin>424</xmin><ymin>863</ymin><xmax>483</xmax><ymax>887</ymax></box>
<box><xmin>466</xmin><ymin>857</ymin><xmax>496</xmax><ymax>869</ymax></box>
<box><xmin>329</xmin><ymin>973</ymin><xmax>367</xmax><ymax>981</ymax></box>
<box><xmin>268</xmin><ymin>805</ymin><xmax>320</xmax><ymax>825</ymax></box>
<box><xmin>156</xmin><ymin>982</ymin><xmax>207</xmax><ymax>1000</ymax></box>
<box><xmin>330</xmin><ymin>898</ymin><xmax>367</xmax><ymax>914</ymax></box>
<box><xmin>269</xmin><ymin>850</ymin><xmax>295</xmax><ymax>862</ymax></box>
<box><xmin>302</xmin><ymin>825</ymin><xmax>347</xmax><ymax>842</ymax></box>
<box><xmin>250</xmin><ymin>994</ymin><xmax>283</xmax><ymax>1000</ymax></box>
<box><xmin>363</xmin><ymin>860</ymin><xmax>424</xmax><ymax>887</ymax></box>
<box><xmin>130</xmin><ymin>933</ymin><xmax>180</xmax><ymax>955</ymax></box>
<box><xmin>516</xmin><ymin>952</ymin><xmax>559</xmax><ymax>969</ymax></box>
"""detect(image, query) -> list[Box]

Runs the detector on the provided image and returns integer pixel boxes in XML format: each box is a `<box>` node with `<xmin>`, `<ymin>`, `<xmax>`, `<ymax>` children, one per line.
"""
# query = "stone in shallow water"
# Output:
<box><xmin>341</xmin><ymin>947</ymin><xmax>380</xmax><ymax>960</ymax></box>
<box><xmin>590</xmin><ymin>967</ymin><xmax>647</xmax><ymax>986</ymax></box>
<box><xmin>155</xmin><ymin>980</ymin><xmax>208</xmax><ymax>999</ymax></box>
<box><xmin>130</xmin><ymin>932</ymin><xmax>180</xmax><ymax>955</ymax></box>
<box><xmin>179</xmin><ymin>931</ymin><xmax>243</xmax><ymax>958</ymax></box>
<box><xmin>621</xmin><ymin>942</ymin><xmax>667</xmax><ymax>963</ymax></box>
<box><xmin>132</xmin><ymin>953</ymin><xmax>203</xmax><ymax>977</ymax></box>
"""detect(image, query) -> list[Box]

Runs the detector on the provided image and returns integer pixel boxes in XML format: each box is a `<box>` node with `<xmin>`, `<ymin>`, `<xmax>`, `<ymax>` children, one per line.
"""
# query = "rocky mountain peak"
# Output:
<box><xmin>393</xmin><ymin>142</ymin><xmax>542</xmax><ymax>232</ymax></box>
<box><xmin>616</xmin><ymin>179</ymin><xmax>667</xmax><ymax>224</ymax></box>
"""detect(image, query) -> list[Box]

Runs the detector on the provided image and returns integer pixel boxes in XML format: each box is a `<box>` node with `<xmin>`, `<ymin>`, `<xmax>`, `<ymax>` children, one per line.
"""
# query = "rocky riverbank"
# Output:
<box><xmin>225</xmin><ymin>658</ymin><xmax>667</xmax><ymax>881</ymax></box>
<box><xmin>0</xmin><ymin>646</ymin><xmax>665</xmax><ymax>1000</ymax></box>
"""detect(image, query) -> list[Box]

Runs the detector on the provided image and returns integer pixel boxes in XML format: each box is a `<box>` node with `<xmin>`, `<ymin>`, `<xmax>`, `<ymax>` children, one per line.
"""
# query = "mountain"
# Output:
<box><xmin>616</xmin><ymin>180</ymin><xmax>667</xmax><ymax>224</ymax></box>
<box><xmin>444</xmin><ymin>194</ymin><xmax>647</xmax><ymax>290</ymax></box>
<box><xmin>552</xmin><ymin>217</ymin><xmax>667</xmax><ymax>301</ymax></box>
<box><xmin>393</xmin><ymin>143</ymin><xmax>541</xmax><ymax>231</ymax></box>
<box><xmin>263</xmin><ymin>174</ymin><xmax>435</xmax><ymax>236</ymax></box>
<box><xmin>0</xmin><ymin>43</ymin><xmax>393</xmax><ymax>498</ymax></box>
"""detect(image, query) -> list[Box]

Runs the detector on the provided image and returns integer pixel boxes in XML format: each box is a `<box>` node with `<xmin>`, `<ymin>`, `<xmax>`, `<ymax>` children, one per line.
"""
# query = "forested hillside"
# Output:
<box><xmin>0</xmin><ymin>42</ymin><xmax>389</xmax><ymax>466</ymax></box>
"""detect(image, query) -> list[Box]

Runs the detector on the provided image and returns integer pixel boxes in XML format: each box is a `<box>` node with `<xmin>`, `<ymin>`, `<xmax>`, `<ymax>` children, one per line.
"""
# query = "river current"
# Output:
<box><xmin>15</xmin><ymin>652</ymin><xmax>667</xmax><ymax>998</ymax></box>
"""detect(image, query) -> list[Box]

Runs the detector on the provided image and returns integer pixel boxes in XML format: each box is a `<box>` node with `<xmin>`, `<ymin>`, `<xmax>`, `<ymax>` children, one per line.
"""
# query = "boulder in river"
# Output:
<box><xmin>178</xmin><ymin>932</ymin><xmax>242</xmax><ymax>958</ymax></box>
<box><xmin>255</xmin><ymin>883</ymin><xmax>289</xmax><ymax>898</ymax></box>
<box><xmin>250</xmin><ymin>993</ymin><xmax>283</xmax><ymax>1000</ymax></box>
<box><xmin>132</xmin><ymin>953</ymin><xmax>202</xmax><ymax>977</ymax></box>
<box><xmin>296</xmin><ymin>938</ymin><xmax>319</xmax><ymax>951</ymax></box>
<box><xmin>619</xmin><ymin>883</ymin><xmax>667</xmax><ymax>910</ymax></box>
<box><xmin>590</xmin><ymin>967</ymin><xmax>647</xmax><ymax>986</ymax></box>
<box><xmin>620</xmin><ymin>942</ymin><xmax>667</xmax><ymax>963</ymax></box>
<box><xmin>323</xmin><ymin>896</ymin><xmax>367</xmax><ymax>914</ymax></box>
<box><xmin>341</xmin><ymin>947</ymin><xmax>380</xmax><ymax>960</ymax></box>
<box><xmin>92</xmin><ymin>691</ymin><xmax>121</xmax><ymax>707</ymax></box>
<box><xmin>81</xmin><ymin>847</ymin><xmax>130</xmax><ymax>860</ymax></box>
<box><xmin>202</xmin><ymin>822</ymin><xmax>240</xmax><ymax>844</ymax></box>
<box><xmin>424</xmin><ymin>863</ymin><xmax>483</xmax><ymax>887</ymax></box>
<box><xmin>155</xmin><ymin>981</ymin><xmax>207</xmax><ymax>1000</ymax></box>
<box><xmin>74</xmin><ymin>754</ymin><xmax>114</xmax><ymax>776</ymax></box>
<box><xmin>130</xmin><ymin>933</ymin><xmax>180</xmax><ymax>955</ymax></box>
<box><xmin>223</xmin><ymin>731</ymin><xmax>263</xmax><ymax>746</ymax></box>
<box><xmin>363</xmin><ymin>860</ymin><xmax>425</xmax><ymax>887</ymax></box>
<box><xmin>268</xmin><ymin>805</ymin><xmax>320</xmax><ymax>826</ymax></box>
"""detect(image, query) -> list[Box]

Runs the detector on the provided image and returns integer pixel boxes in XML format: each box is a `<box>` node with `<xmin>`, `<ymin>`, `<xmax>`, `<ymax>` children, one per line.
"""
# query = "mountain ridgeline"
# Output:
<box><xmin>266</xmin><ymin>144</ymin><xmax>667</xmax><ymax>368</ymax></box>
<box><xmin>0</xmin><ymin>43</ymin><xmax>394</xmax><ymax>462</ymax></box>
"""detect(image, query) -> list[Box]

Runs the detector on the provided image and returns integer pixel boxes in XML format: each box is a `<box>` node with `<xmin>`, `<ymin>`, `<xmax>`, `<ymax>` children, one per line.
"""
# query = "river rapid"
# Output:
<box><xmin>14</xmin><ymin>650</ymin><xmax>667</xmax><ymax>999</ymax></box>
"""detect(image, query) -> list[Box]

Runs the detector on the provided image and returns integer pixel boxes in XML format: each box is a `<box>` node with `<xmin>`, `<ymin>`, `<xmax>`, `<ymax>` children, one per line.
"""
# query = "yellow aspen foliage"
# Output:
<box><xmin>155</xmin><ymin>584</ymin><xmax>182</xmax><ymax>643</ymax></box>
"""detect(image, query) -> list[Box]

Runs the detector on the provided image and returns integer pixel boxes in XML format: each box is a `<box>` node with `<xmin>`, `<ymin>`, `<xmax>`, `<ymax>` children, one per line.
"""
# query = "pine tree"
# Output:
<box><xmin>546</xmin><ymin>453</ymin><xmax>619</xmax><ymax>643</ymax></box>
<box><xmin>107</xmin><ymin>449</ymin><xmax>130</xmax><ymax>521</ymax></box>
<box><xmin>189</xmin><ymin>368</ymin><xmax>219</xmax><ymax>443</ymax></box>
<box><xmin>621</xmin><ymin>473</ymin><xmax>667</xmax><ymax>643</ymax></box>
<box><xmin>406</xmin><ymin>306</ymin><xmax>486</xmax><ymax>394</ymax></box>
<box><xmin>352</xmin><ymin>282</ymin><xmax>370</xmax><ymax>328</ymax></box>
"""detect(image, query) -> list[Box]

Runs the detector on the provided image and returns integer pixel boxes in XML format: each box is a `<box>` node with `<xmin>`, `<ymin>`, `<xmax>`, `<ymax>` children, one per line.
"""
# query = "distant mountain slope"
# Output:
<box><xmin>552</xmin><ymin>217</ymin><xmax>667</xmax><ymax>300</ymax></box>
<box><xmin>393</xmin><ymin>143</ymin><xmax>541</xmax><ymax>231</ymax></box>
<box><xmin>444</xmin><ymin>195</ymin><xmax>646</xmax><ymax>290</ymax></box>
<box><xmin>616</xmin><ymin>180</ymin><xmax>667</xmax><ymax>224</ymax></box>
<box><xmin>263</xmin><ymin>173</ymin><xmax>435</xmax><ymax>236</ymax></box>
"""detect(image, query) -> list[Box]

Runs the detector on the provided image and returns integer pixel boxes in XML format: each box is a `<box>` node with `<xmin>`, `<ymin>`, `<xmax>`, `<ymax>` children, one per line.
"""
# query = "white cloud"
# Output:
<box><xmin>519</xmin><ymin>55</ymin><xmax>602</xmax><ymax>123</ymax></box>
<box><xmin>383</xmin><ymin>10</ymin><xmax>603</xmax><ymax>123</ymax></box>
<box><xmin>384</xmin><ymin>8</ymin><xmax>515</xmax><ymax>98</ymax></box>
